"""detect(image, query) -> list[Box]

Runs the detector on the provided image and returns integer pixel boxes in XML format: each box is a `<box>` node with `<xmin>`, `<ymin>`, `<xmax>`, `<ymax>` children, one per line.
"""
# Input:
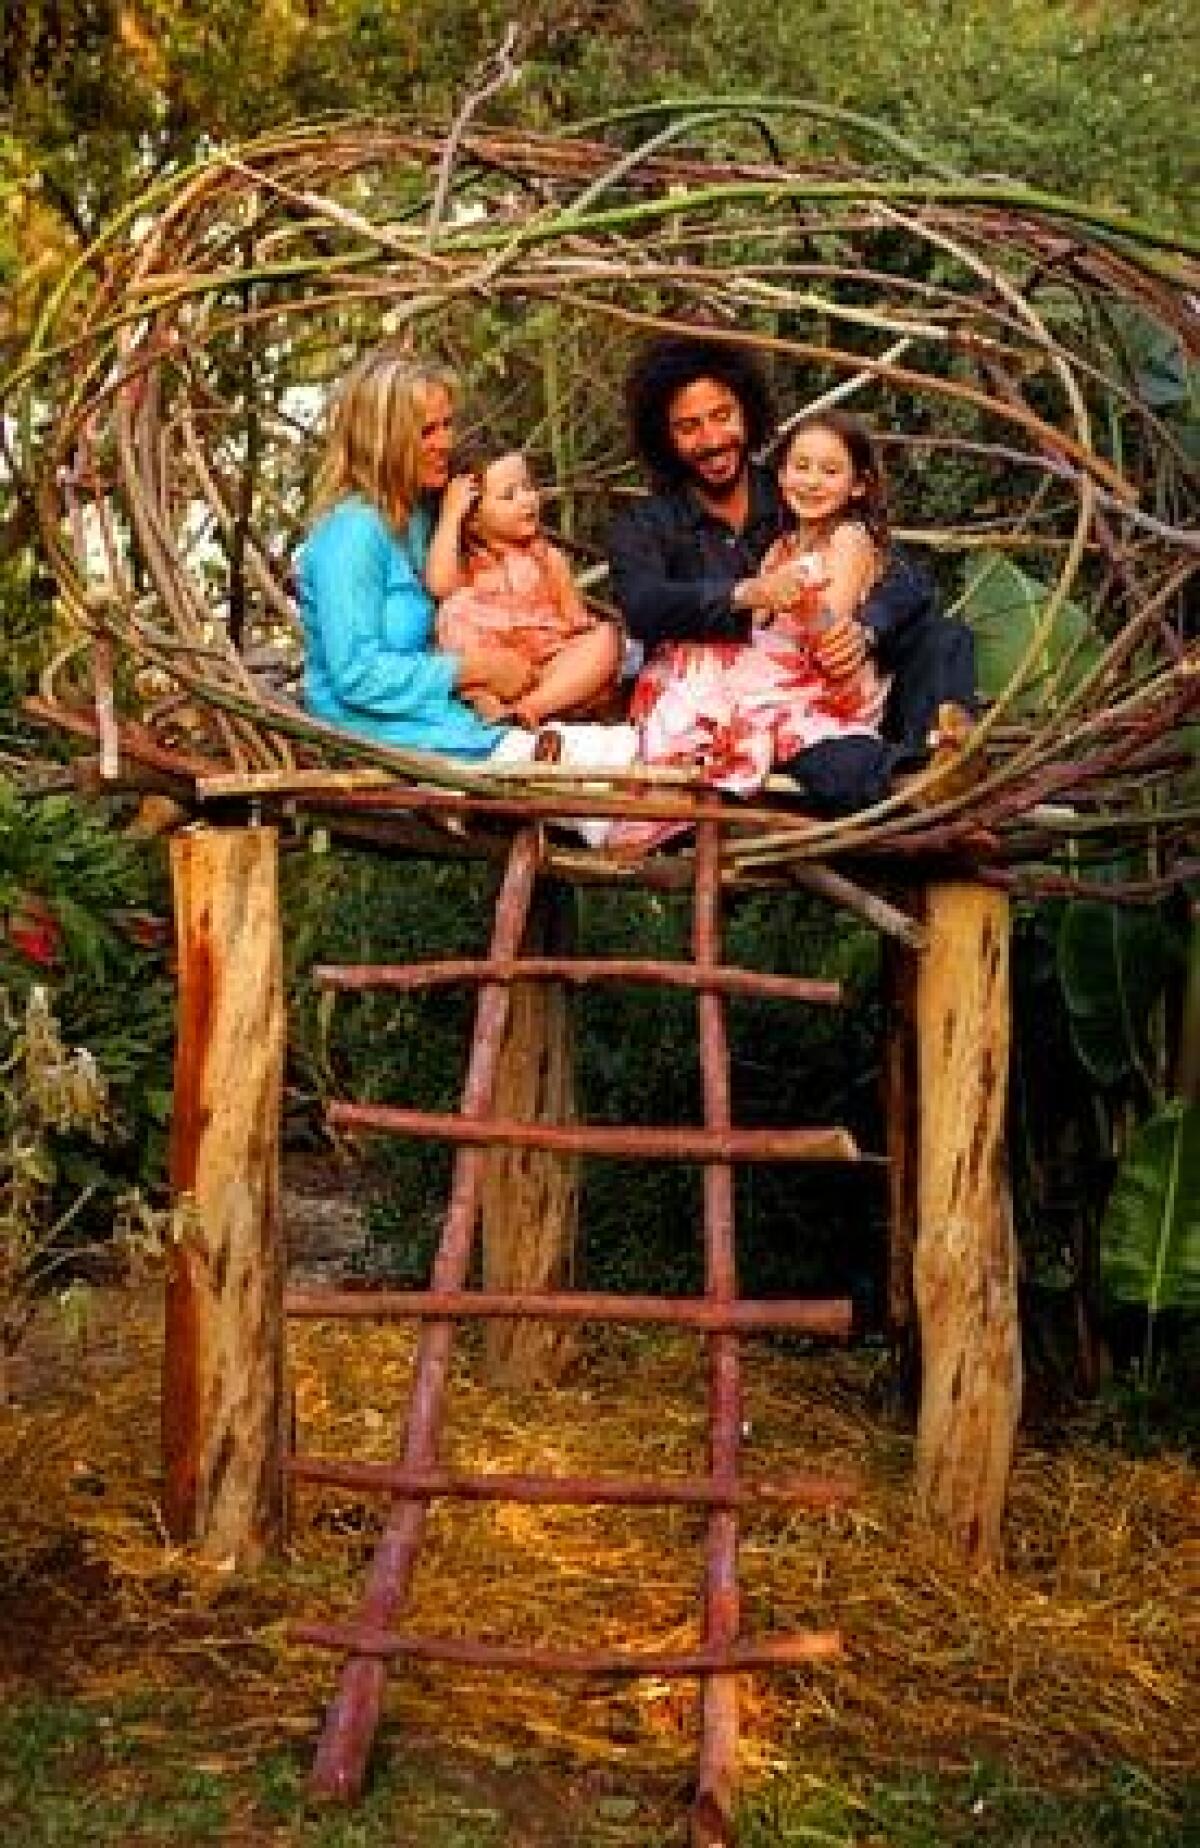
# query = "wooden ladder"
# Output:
<box><xmin>287</xmin><ymin>820</ymin><xmax>860</xmax><ymax>1847</ymax></box>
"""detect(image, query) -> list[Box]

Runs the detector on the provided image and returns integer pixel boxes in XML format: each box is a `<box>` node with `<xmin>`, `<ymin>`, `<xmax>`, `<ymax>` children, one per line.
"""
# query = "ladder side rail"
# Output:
<box><xmin>309</xmin><ymin>827</ymin><xmax>542</xmax><ymax>1802</ymax></box>
<box><xmin>692</xmin><ymin>821</ymin><xmax>742</xmax><ymax>1848</ymax></box>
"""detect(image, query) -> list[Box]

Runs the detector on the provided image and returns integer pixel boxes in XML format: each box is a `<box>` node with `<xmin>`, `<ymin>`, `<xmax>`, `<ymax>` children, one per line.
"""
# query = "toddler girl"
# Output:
<box><xmin>428</xmin><ymin>449</ymin><xmax>620</xmax><ymax>727</ymax></box>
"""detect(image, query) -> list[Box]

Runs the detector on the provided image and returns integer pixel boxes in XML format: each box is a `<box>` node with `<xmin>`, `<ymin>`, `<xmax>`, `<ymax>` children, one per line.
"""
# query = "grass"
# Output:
<box><xmin>2</xmin><ymin>1694</ymin><xmax>1196</xmax><ymax>1846</ymax></box>
<box><xmin>0</xmin><ymin>1695</ymin><xmax>508</xmax><ymax>1847</ymax></box>
<box><xmin>739</xmin><ymin>1760</ymin><xmax>1199</xmax><ymax>1847</ymax></box>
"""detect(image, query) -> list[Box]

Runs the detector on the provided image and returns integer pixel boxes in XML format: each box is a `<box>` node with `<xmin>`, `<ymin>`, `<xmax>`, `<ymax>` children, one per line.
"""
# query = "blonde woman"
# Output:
<box><xmin>299</xmin><ymin>348</ymin><xmax>532</xmax><ymax>754</ymax></box>
<box><xmin>298</xmin><ymin>346</ymin><xmax>635</xmax><ymax>819</ymax></box>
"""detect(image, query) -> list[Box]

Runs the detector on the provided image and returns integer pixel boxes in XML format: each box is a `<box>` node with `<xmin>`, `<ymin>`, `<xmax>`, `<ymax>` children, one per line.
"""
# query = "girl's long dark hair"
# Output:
<box><xmin>778</xmin><ymin>410</ymin><xmax>890</xmax><ymax>547</ymax></box>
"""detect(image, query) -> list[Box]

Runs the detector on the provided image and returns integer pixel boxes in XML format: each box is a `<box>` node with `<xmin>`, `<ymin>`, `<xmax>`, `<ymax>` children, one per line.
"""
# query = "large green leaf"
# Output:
<box><xmin>1056</xmin><ymin>902</ymin><xmax>1175</xmax><ymax>1087</ymax></box>
<box><xmin>1101</xmin><ymin>1100</ymin><xmax>1200</xmax><ymax>1314</ymax></box>
<box><xmin>957</xmin><ymin>550</ymin><xmax>1103</xmax><ymax>714</ymax></box>
<box><xmin>1106</xmin><ymin>303</ymin><xmax>1194</xmax><ymax>411</ymax></box>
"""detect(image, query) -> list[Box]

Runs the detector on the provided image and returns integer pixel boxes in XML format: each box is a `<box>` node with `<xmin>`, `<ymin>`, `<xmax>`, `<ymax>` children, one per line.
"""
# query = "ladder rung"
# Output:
<box><xmin>327</xmin><ymin>1102</ymin><xmax>863</xmax><ymax>1163</ymax></box>
<box><xmin>314</xmin><ymin>957</ymin><xmax>842</xmax><ymax>1007</ymax></box>
<box><xmin>286</xmin><ymin>1456</ymin><xmax>855</xmax><ymax>1509</ymax></box>
<box><xmin>293</xmin><ymin>1623</ymin><xmax>843</xmax><ymax>1676</ymax></box>
<box><xmin>284</xmin><ymin>1287</ymin><xmax>852</xmax><ymax>1335</ymax></box>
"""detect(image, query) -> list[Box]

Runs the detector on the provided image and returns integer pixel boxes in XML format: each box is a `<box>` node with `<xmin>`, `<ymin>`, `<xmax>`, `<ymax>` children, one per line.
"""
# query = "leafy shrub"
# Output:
<box><xmin>0</xmin><ymin>983</ymin><xmax>133</xmax><ymax>1381</ymax></box>
<box><xmin>0</xmin><ymin>778</ymin><xmax>174</xmax><ymax>1235</ymax></box>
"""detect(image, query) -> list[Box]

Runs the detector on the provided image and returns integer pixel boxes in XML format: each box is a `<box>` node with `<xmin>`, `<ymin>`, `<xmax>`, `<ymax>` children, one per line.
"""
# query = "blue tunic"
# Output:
<box><xmin>297</xmin><ymin>496</ymin><xmax>505</xmax><ymax>758</ymax></box>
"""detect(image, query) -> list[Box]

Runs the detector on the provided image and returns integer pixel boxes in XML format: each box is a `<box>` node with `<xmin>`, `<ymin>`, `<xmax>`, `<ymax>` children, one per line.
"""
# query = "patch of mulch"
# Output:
<box><xmin>1</xmin><ymin>1274</ymin><xmax>1196</xmax><ymax>1816</ymax></box>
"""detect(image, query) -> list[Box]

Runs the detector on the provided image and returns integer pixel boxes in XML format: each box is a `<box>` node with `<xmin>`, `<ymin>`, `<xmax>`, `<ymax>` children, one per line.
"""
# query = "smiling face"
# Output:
<box><xmin>666</xmin><ymin>378</ymin><xmax>749</xmax><ymax>497</ymax></box>
<box><xmin>778</xmin><ymin>423</ymin><xmax>862</xmax><ymax>527</ymax></box>
<box><xmin>473</xmin><ymin>451</ymin><xmax>541</xmax><ymax>547</ymax></box>
<box><xmin>415</xmin><ymin>383</ymin><xmax>456</xmax><ymax>494</ymax></box>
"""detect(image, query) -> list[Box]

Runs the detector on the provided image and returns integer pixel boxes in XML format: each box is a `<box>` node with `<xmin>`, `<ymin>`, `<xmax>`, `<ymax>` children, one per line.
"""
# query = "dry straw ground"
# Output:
<box><xmin>1</xmin><ymin>1265</ymin><xmax>1196</xmax><ymax>1840</ymax></box>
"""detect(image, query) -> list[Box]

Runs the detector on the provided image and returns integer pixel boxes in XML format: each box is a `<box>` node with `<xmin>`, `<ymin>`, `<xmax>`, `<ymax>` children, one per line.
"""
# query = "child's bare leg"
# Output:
<box><xmin>511</xmin><ymin>624</ymin><xmax>620</xmax><ymax>727</ymax></box>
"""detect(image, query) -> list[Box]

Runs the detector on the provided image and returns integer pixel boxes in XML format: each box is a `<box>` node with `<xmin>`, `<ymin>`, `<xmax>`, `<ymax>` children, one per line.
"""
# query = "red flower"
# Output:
<box><xmin>7</xmin><ymin>897</ymin><xmax>63</xmax><ymax>968</ymax></box>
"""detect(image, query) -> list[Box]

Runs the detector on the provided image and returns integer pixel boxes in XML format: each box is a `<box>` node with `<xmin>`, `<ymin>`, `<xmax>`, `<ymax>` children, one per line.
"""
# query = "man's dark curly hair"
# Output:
<box><xmin>625</xmin><ymin>336</ymin><xmax>776</xmax><ymax>487</ymax></box>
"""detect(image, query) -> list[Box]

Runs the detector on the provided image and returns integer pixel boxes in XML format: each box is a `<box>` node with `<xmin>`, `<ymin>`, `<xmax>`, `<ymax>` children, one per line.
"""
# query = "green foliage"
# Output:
<box><xmin>1008</xmin><ymin>897</ymin><xmax>1197</xmax><ymax>1397</ymax></box>
<box><xmin>682</xmin><ymin>1</ymin><xmax>1196</xmax><ymax>225</ymax></box>
<box><xmin>956</xmin><ymin>550</ymin><xmax>1103</xmax><ymax>714</ymax></box>
<box><xmin>1101</xmin><ymin>1100</ymin><xmax>1199</xmax><ymax>1316</ymax></box>
<box><xmin>1106</xmin><ymin>303</ymin><xmax>1200</xmax><ymax>463</ymax></box>
<box><xmin>1056</xmin><ymin>901</ymin><xmax>1178</xmax><ymax>1089</ymax></box>
<box><xmin>0</xmin><ymin>779</ymin><xmax>174</xmax><ymax>1225</ymax></box>
<box><xmin>0</xmin><ymin>982</ymin><xmax>110</xmax><ymax>1370</ymax></box>
<box><xmin>3</xmin><ymin>0</ymin><xmax>1195</xmax><ymax>349</ymax></box>
<box><xmin>575</xmin><ymin>885</ymin><xmax>886</xmax><ymax>1303</ymax></box>
<box><xmin>739</xmin><ymin>1759</ymin><xmax>1198</xmax><ymax>1848</ymax></box>
<box><xmin>0</xmin><ymin>497</ymin><xmax>57</xmax><ymax>753</ymax></box>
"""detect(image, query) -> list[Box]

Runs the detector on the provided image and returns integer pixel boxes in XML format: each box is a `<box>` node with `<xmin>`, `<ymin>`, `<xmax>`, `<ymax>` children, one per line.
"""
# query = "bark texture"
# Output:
<box><xmin>163</xmin><ymin>826</ymin><xmax>286</xmax><ymax>1562</ymax></box>
<box><xmin>914</xmin><ymin>882</ymin><xmax>1021</xmax><ymax>1564</ymax></box>
<box><xmin>480</xmin><ymin>881</ymin><xmax>579</xmax><ymax>1385</ymax></box>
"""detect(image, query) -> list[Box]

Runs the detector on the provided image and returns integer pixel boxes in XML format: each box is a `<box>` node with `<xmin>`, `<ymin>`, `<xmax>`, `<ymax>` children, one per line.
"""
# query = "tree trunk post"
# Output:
<box><xmin>913</xmin><ymin>880</ymin><xmax>1021</xmax><ymax>1565</ymax></box>
<box><xmin>480</xmin><ymin>879</ymin><xmax>579</xmax><ymax>1386</ymax></box>
<box><xmin>163</xmin><ymin>825</ymin><xmax>286</xmax><ymax>1563</ymax></box>
<box><xmin>881</xmin><ymin>937</ymin><xmax>919</xmax><ymax>1350</ymax></box>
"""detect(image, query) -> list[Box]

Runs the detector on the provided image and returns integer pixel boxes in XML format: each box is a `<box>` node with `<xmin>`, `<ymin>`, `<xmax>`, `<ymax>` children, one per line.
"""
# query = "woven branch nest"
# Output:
<box><xmin>12</xmin><ymin>106</ymin><xmax>1199</xmax><ymax>894</ymax></box>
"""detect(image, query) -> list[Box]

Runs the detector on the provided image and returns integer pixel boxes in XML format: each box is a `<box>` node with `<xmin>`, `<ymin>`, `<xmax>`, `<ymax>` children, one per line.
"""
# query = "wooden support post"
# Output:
<box><xmin>480</xmin><ymin>880</ymin><xmax>579</xmax><ymax>1386</ymax></box>
<box><xmin>914</xmin><ymin>881</ymin><xmax>1021</xmax><ymax>1565</ymax></box>
<box><xmin>163</xmin><ymin>825</ymin><xmax>286</xmax><ymax>1562</ymax></box>
<box><xmin>881</xmin><ymin>937</ymin><xmax>919</xmax><ymax>1350</ymax></box>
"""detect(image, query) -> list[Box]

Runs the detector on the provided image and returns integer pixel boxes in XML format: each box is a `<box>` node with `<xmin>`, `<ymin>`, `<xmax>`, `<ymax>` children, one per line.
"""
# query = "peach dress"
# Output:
<box><xmin>436</xmin><ymin>540</ymin><xmax>593</xmax><ymax>669</ymax></box>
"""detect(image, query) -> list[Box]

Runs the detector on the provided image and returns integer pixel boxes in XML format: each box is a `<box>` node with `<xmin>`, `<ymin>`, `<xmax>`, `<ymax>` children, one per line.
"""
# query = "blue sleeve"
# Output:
<box><xmin>307</xmin><ymin>511</ymin><xmax>459</xmax><ymax>718</ymax></box>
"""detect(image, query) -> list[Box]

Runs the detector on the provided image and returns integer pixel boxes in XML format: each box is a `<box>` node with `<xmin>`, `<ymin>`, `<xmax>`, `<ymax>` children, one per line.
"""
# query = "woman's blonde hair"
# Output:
<box><xmin>310</xmin><ymin>348</ymin><xmax>458</xmax><ymax>530</ymax></box>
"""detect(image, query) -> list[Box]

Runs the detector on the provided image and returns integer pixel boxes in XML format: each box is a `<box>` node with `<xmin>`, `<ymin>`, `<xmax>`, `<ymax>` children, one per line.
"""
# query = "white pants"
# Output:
<box><xmin>489</xmin><ymin>722</ymin><xmax>639</xmax><ymax>847</ymax></box>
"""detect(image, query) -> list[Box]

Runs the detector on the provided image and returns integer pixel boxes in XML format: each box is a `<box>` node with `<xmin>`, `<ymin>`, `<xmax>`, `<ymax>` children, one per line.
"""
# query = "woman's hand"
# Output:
<box><xmin>441</xmin><ymin>472</ymin><xmax>479</xmax><ymax>526</ymax></box>
<box><xmin>813</xmin><ymin>614</ymin><xmax>868</xmax><ymax>681</ymax></box>
<box><xmin>426</xmin><ymin>473</ymin><xmax>479</xmax><ymax>598</ymax></box>
<box><xmin>457</xmin><ymin>643</ymin><xmax>536</xmax><ymax>708</ymax></box>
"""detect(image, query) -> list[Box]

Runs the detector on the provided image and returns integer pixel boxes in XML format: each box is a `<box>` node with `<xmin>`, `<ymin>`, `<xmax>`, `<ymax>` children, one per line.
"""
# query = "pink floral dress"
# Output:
<box><xmin>436</xmin><ymin>540</ymin><xmax>592</xmax><ymax>670</ymax></box>
<box><xmin>629</xmin><ymin>531</ymin><xmax>885</xmax><ymax>798</ymax></box>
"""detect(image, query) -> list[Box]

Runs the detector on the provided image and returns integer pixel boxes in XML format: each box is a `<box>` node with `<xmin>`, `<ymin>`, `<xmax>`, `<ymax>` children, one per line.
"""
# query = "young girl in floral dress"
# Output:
<box><xmin>428</xmin><ymin>448</ymin><xmax>620</xmax><ymax>727</ymax></box>
<box><xmin>628</xmin><ymin>411</ymin><xmax>889</xmax><ymax>798</ymax></box>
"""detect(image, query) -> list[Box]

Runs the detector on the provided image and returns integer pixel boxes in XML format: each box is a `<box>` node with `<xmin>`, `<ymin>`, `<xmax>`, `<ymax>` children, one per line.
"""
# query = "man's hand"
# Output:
<box><xmin>739</xmin><ymin>559</ymin><xmax>825</xmax><ymax>619</ymax></box>
<box><xmin>813</xmin><ymin>614</ymin><xmax>868</xmax><ymax>681</ymax></box>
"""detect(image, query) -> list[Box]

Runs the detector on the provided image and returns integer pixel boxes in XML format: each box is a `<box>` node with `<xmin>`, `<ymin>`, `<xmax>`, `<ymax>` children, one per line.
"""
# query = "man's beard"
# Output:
<box><xmin>681</xmin><ymin>439</ymin><xmax>749</xmax><ymax>501</ymax></box>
